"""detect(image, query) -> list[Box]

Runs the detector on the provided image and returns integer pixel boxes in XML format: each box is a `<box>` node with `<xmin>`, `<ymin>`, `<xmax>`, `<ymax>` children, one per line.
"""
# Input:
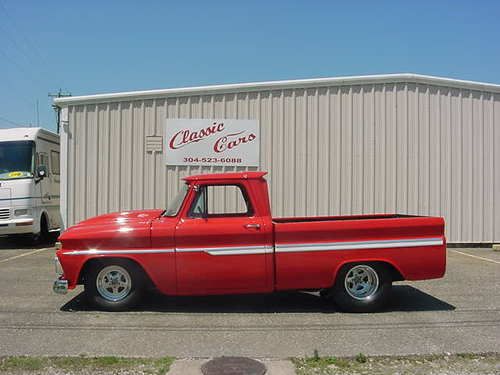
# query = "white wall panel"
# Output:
<box><xmin>63</xmin><ymin>79</ymin><xmax>500</xmax><ymax>243</ymax></box>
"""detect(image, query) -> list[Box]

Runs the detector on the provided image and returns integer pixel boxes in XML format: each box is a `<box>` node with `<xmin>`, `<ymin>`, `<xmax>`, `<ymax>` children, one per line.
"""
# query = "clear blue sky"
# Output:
<box><xmin>1</xmin><ymin>0</ymin><xmax>499</xmax><ymax>132</ymax></box>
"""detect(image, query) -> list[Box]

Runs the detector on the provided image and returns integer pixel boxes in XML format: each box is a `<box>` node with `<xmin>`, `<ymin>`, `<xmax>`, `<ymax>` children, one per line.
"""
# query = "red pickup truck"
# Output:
<box><xmin>54</xmin><ymin>171</ymin><xmax>446</xmax><ymax>312</ymax></box>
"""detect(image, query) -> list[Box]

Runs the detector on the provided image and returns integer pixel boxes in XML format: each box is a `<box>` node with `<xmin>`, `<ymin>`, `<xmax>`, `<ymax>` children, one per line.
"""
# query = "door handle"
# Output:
<box><xmin>244</xmin><ymin>223</ymin><xmax>261</xmax><ymax>230</ymax></box>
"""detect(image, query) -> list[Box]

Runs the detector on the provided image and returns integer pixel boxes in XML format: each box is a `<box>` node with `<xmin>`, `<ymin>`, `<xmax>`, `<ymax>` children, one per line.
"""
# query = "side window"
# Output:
<box><xmin>189</xmin><ymin>187</ymin><xmax>207</xmax><ymax>217</ymax></box>
<box><xmin>37</xmin><ymin>152</ymin><xmax>49</xmax><ymax>171</ymax></box>
<box><xmin>189</xmin><ymin>184</ymin><xmax>253</xmax><ymax>217</ymax></box>
<box><xmin>50</xmin><ymin>150</ymin><xmax>60</xmax><ymax>175</ymax></box>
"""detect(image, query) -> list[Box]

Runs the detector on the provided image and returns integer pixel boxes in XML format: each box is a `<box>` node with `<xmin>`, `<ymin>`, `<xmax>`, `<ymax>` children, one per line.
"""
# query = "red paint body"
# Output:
<box><xmin>56</xmin><ymin>172</ymin><xmax>446</xmax><ymax>295</ymax></box>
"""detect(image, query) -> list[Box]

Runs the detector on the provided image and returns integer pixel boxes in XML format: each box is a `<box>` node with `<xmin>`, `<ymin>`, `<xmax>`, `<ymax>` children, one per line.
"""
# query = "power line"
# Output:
<box><xmin>0</xmin><ymin>0</ymin><xmax>50</xmax><ymax>70</ymax></box>
<box><xmin>0</xmin><ymin>1</ymin><xmax>61</xmax><ymax>93</ymax></box>
<box><xmin>0</xmin><ymin>115</ymin><xmax>22</xmax><ymax>127</ymax></box>
<box><xmin>0</xmin><ymin>48</ymin><xmax>47</xmax><ymax>90</ymax></box>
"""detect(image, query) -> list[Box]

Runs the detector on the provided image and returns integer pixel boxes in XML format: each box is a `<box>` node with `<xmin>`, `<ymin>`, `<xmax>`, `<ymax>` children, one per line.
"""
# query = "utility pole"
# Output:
<box><xmin>48</xmin><ymin>89</ymin><xmax>71</xmax><ymax>134</ymax></box>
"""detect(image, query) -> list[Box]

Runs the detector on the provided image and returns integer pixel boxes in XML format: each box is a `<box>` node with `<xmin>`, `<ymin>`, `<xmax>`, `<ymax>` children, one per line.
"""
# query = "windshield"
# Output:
<box><xmin>164</xmin><ymin>184</ymin><xmax>189</xmax><ymax>217</ymax></box>
<box><xmin>0</xmin><ymin>141</ymin><xmax>35</xmax><ymax>180</ymax></box>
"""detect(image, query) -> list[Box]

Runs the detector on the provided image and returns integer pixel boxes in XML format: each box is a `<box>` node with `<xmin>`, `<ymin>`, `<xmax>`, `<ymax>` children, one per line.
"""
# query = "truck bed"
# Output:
<box><xmin>272</xmin><ymin>214</ymin><xmax>446</xmax><ymax>291</ymax></box>
<box><xmin>272</xmin><ymin>213</ymin><xmax>416</xmax><ymax>223</ymax></box>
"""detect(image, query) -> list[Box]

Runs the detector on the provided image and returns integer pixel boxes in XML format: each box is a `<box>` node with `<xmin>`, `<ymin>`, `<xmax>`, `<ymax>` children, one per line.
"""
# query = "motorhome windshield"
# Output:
<box><xmin>0</xmin><ymin>141</ymin><xmax>35</xmax><ymax>180</ymax></box>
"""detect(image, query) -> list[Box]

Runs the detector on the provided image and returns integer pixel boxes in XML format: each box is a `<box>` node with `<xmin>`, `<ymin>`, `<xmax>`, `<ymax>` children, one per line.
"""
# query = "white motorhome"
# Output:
<box><xmin>0</xmin><ymin>127</ymin><xmax>61</xmax><ymax>240</ymax></box>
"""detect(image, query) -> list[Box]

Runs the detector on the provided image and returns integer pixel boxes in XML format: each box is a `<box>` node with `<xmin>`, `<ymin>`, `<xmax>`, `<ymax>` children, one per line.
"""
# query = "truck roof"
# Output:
<box><xmin>0</xmin><ymin>127</ymin><xmax>59</xmax><ymax>143</ymax></box>
<box><xmin>183</xmin><ymin>171</ymin><xmax>267</xmax><ymax>182</ymax></box>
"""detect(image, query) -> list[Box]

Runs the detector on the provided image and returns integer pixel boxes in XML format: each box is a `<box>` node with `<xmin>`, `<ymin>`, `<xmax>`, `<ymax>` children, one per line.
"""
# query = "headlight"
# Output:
<box><xmin>14</xmin><ymin>208</ymin><xmax>32</xmax><ymax>217</ymax></box>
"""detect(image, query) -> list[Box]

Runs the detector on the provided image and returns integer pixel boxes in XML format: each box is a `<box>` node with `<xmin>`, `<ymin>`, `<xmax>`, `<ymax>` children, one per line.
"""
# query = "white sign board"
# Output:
<box><xmin>165</xmin><ymin>119</ymin><xmax>260</xmax><ymax>167</ymax></box>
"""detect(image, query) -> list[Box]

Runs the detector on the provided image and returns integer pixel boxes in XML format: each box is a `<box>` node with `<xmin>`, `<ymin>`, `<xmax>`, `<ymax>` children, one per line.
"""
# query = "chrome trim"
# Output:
<box><xmin>275</xmin><ymin>237</ymin><xmax>444</xmax><ymax>253</ymax></box>
<box><xmin>176</xmin><ymin>245</ymin><xmax>273</xmax><ymax>256</ymax></box>
<box><xmin>65</xmin><ymin>249</ymin><xmax>175</xmax><ymax>255</ymax></box>
<box><xmin>62</xmin><ymin>237</ymin><xmax>443</xmax><ymax>257</ymax></box>
<box><xmin>54</xmin><ymin>256</ymin><xmax>63</xmax><ymax>275</ymax></box>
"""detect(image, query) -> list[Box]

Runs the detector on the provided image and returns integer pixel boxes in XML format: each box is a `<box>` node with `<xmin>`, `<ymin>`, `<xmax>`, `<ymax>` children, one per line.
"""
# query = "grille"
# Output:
<box><xmin>0</xmin><ymin>209</ymin><xmax>10</xmax><ymax>220</ymax></box>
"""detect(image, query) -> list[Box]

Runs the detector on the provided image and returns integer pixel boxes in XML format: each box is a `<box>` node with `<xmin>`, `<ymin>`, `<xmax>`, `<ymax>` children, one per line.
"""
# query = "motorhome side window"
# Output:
<box><xmin>37</xmin><ymin>153</ymin><xmax>49</xmax><ymax>173</ymax></box>
<box><xmin>50</xmin><ymin>151</ymin><xmax>60</xmax><ymax>175</ymax></box>
<box><xmin>189</xmin><ymin>185</ymin><xmax>253</xmax><ymax>217</ymax></box>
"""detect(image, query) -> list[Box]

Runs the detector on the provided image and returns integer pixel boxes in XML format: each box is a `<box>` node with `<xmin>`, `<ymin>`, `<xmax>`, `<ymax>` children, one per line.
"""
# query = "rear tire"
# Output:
<box><xmin>332</xmin><ymin>262</ymin><xmax>391</xmax><ymax>313</ymax></box>
<box><xmin>84</xmin><ymin>259</ymin><xmax>144</xmax><ymax>311</ymax></box>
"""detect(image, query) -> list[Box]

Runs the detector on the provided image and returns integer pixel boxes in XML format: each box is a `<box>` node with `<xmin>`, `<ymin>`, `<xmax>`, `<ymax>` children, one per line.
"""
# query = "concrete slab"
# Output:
<box><xmin>262</xmin><ymin>359</ymin><xmax>296</xmax><ymax>374</ymax></box>
<box><xmin>0</xmin><ymin>248</ymin><xmax>498</xmax><ymax>358</ymax></box>
<box><xmin>168</xmin><ymin>358</ymin><xmax>296</xmax><ymax>375</ymax></box>
<box><xmin>168</xmin><ymin>359</ymin><xmax>204</xmax><ymax>375</ymax></box>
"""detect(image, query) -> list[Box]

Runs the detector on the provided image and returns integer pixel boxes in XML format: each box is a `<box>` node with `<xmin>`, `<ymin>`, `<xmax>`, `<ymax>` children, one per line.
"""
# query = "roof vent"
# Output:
<box><xmin>145</xmin><ymin>136</ymin><xmax>163</xmax><ymax>153</ymax></box>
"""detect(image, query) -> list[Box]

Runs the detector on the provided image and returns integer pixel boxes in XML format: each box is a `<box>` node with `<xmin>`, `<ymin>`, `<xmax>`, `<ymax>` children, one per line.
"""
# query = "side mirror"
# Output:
<box><xmin>36</xmin><ymin>165</ymin><xmax>48</xmax><ymax>179</ymax></box>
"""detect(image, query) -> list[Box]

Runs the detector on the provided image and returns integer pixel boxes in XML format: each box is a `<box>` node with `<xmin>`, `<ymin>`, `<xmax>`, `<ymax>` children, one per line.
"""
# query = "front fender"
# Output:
<box><xmin>57</xmin><ymin>251</ymin><xmax>177</xmax><ymax>295</ymax></box>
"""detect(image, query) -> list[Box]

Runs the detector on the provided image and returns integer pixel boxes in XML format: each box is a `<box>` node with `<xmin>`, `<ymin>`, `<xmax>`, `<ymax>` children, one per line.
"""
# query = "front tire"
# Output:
<box><xmin>84</xmin><ymin>260</ymin><xmax>144</xmax><ymax>311</ymax></box>
<box><xmin>332</xmin><ymin>263</ymin><xmax>391</xmax><ymax>313</ymax></box>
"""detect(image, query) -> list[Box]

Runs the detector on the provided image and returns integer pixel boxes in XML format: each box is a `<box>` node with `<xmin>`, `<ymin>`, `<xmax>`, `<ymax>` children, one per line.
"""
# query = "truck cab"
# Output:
<box><xmin>0</xmin><ymin>127</ymin><xmax>61</xmax><ymax>240</ymax></box>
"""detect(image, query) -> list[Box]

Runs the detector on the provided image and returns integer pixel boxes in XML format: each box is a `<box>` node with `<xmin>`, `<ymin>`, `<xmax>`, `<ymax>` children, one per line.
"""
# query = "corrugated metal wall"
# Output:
<box><xmin>64</xmin><ymin>82</ymin><xmax>500</xmax><ymax>243</ymax></box>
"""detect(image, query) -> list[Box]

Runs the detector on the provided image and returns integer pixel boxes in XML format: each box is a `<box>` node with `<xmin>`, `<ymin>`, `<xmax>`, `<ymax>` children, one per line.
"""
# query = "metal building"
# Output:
<box><xmin>54</xmin><ymin>73</ymin><xmax>500</xmax><ymax>243</ymax></box>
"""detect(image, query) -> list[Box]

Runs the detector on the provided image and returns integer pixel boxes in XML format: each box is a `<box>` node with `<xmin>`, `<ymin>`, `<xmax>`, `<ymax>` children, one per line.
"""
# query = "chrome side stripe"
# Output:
<box><xmin>65</xmin><ymin>249</ymin><xmax>174</xmax><ymax>255</ymax></box>
<box><xmin>64</xmin><ymin>237</ymin><xmax>443</xmax><ymax>256</ymax></box>
<box><xmin>65</xmin><ymin>246</ymin><xmax>273</xmax><ymax>256</ymax></box>
<box><xmin>177</xmin><ymin>245</ymin><xmax>273</xmax><ymax>256</ymax></box>
<box><xmin>275</xmin><ymin>237</ymin><xmax>443</xmax><ymax>253</ymax></box>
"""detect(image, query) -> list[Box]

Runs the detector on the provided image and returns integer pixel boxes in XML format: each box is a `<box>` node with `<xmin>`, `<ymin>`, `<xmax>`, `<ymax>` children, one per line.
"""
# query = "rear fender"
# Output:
<box><xmin>331</xmin><ymin>258</ymin><xmax>405</xmax><ymax>287</ymax></box>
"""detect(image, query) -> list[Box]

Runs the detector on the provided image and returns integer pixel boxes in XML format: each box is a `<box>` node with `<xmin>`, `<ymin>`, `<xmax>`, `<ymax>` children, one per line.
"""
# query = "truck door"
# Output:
<box><xmin>174</xmin><ymin>182</ymin><xmax>273</xmax><ymax>294</ymax></box>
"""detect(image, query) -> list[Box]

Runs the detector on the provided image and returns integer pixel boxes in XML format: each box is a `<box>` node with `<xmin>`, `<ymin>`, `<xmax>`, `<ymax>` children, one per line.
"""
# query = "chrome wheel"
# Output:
<box><xmin>344</xmin><ymin>265</ymin><xmax>379</xmax><ymax>300</ymax></box>
<box><xmin>96</xmin><ymin>265</ymin><xmax>132</xmax><ymax>302</ymax></box>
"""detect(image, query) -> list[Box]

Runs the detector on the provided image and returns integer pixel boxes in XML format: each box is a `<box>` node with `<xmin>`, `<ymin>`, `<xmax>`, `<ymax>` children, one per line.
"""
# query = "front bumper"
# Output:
<box><xmin>53</xmin><ymin>253</ymin><xmax>68</xmax><ymax>294</ymax></box>
<box><xmin>0</xmin><ymin>218</ymin><xmax>35</xmax><ymax>235</ymax></box>
<box><xmin>53</xmin><ymin>279</ymin><xmax>68</xmax><ymax>294</ymax></box>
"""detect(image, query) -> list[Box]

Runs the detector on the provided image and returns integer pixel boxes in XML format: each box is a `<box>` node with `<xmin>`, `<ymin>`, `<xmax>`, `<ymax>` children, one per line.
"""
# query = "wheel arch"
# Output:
<box><xmin>332</xmin><ymin>259</ymin><xmax>404</xmax><ymax>287</ymax></box>
<box><xmin>78</xmin><ymin>256</ymin><xmax>156</xmax><ymax>289</ymax></box>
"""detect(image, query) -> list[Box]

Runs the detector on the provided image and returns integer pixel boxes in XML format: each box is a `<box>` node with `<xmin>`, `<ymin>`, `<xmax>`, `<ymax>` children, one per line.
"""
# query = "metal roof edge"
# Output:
<box><xmin>54</xmin><ymin>73</ymin><xmax>500</xmax><ymax>106</ymax></box>
<box><xmin>0</xmin><ymin>127</ymin><xmax>58</xmax><ymax>141</ymax></box>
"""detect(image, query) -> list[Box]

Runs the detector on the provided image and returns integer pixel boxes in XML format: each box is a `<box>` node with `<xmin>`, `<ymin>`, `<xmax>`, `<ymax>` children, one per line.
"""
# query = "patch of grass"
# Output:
<box><xmin>292</xmin><ymin>351</ymin><xmax>351</xmax><ymax>374</ymax></box>
<box><xmin>355</xmin><ymin>353</ymin><xmax>367</xmax><ymax>363</ymax></box>
<box><xmin>154</xmin><ymin>357</ymin><xmax>175</xmax><ymax>375</ymax></box>
<box><xmin>292</xmin><ymin>353</ymin><xmax>500</xmax><ymax>375</ymax></box>
<box><xmin>456</xmin><ymin>352</ymin><xmax>481</xmax><ymax>360</ymax></box>
<box><xmin>0</xmin><ymin>357</ymin><xmax>45</xmax><ymax>372</ymax></box>
<box><xmin>0</xmin><ymin>356</ymin><xmax>174</xmax><ymax>374</ymax></box>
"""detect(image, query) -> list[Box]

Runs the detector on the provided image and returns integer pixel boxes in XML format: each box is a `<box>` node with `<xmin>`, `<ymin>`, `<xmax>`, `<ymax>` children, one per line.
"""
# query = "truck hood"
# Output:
<box><xmin>59</xmin><ymin>209</ymin><xmax>165</xmax><ymax>250</ymax></box>
<box><xmin>74</xmin><ymin>209</ymin><xmax>164</xmax><ymax>227</ymax></box>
